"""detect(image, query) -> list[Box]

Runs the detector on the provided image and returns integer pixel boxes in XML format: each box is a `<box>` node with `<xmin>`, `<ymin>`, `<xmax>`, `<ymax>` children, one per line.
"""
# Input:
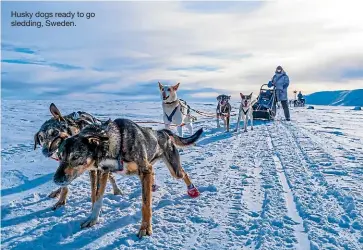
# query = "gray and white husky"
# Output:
<box><xmin>235</xmin><ymin>93</ymin><xmax>255</xmax><ymax>132</ymax></box>
<box><xmin>158</xmin><ymin>82</ymin><xmax>195</xmax><ymax>136</ymax></box>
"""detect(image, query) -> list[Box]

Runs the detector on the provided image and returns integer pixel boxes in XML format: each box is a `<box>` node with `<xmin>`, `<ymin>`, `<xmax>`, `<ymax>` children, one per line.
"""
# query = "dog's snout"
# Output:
<box><xmin>53</xmin><ymin>163</ymin><xmax>71</xmax><ymax>186</ymax></box>
<box><xmin>53</xmin><ymin>173</ymin><xmax>67</xmax><ymax>186</ymax></box>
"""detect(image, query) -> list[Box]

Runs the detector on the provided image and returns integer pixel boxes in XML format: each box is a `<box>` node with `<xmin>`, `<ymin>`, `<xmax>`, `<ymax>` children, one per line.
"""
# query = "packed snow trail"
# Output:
<box><xmin>1</xmin><ymin>100</ymin><xmax>363</xmax><ymax>250</ymax></box>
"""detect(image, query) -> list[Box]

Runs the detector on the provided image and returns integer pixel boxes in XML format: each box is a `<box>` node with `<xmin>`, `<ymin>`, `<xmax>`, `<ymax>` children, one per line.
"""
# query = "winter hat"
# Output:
<box><xmin>276</xmin><ymin>65</ymin><xmax>283</xmax><ymax>71</ymax></box>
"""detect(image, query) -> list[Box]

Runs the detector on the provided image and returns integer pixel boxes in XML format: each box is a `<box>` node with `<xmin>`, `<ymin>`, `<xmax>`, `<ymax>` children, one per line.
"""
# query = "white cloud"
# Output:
<box><xmin>2</xmin><ymin>0</ymin><xmax>363</xmax><ymax>99</ymax></box>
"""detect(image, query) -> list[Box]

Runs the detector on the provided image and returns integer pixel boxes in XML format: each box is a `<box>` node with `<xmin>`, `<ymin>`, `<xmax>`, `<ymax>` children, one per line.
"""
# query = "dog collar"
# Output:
<box><xmin>164</xmin><ymin>100</ymin><xmax>178</xmax><ymax>105</ymax></box>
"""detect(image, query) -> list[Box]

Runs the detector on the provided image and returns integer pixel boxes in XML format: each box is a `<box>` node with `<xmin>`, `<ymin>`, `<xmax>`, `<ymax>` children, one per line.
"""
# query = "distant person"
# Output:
<box><xmin>297</xmin><ymin>91</ymin><xmax>305</xmax><ymax>107</ymax></box>
<box><xmin>298</xmin><ymin>91</ymin><xmax>303</xmax><ymax>101</ymax></box>
<box><xmin>268</xmin><ymin>65</ymin><xmax>291</xmax><ymax>121</ymax></box>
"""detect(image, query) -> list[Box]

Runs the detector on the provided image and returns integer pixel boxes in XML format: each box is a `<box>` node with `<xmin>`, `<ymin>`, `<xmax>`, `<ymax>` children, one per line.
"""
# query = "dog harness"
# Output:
<box><xmin>241</xmin><ymin>108</ymin><xmax>249</xmax><ymax>115</ymax></box>
<box><xmin>165</xmin><ymin>105</ymin><xmax>179</xmax><ymax>122</ymax></box>
<box><xmin>115</xmin><ymin>156</ymin><xmax>124</xmax><ymax>172</ymax></box>
<box><xmin>217</xmin><ymin>102</ymin><xmax>230</xmax><ymax>117</ymax></box>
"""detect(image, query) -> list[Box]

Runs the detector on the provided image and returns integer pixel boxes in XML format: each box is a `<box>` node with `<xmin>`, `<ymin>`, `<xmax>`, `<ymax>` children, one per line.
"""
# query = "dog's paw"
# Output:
<box><xmin>113</xmin><ymin>188</ymin><xmax>123</xmax><ymax>196</ymax></box>
<box><xmin>137</xmin><ymin>224</ymin><xmax>152</xmax><ymax>239</ymax></box>
<box><xmin>81</xmin><ymin>216</ymin><xmax>99</xmax><ymax>229</ymax></box>
<box><xmin>187</xmin><ymin>186</ymin><xmax>200</xmax><ymax>198</ymax></box>
<box><xmin>48</xmin><ymin>188</ymin><xmax>62</xmax><ymax>198</ymax></box>
<box><xmin>51</xmin><ymin>200</ymin><xmax>66</xmax><ymax>210</ymax></box>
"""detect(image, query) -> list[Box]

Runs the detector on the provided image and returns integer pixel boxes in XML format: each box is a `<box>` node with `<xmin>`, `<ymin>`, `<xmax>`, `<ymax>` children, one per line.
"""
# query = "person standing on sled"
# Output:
<box><xmin>268</xmin><ymin>65</ymin><xmax>291</xmax><ymax>121</ymax></box>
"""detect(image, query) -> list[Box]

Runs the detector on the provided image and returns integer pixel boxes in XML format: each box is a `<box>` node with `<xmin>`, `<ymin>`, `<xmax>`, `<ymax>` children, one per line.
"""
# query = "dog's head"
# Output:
<box><xmin>53</xmin><ymin>124</ymin><xmax>110</xmax><ymax>186</ymax></box>
<box><xmin>158</xmin><ymin>82</ymin><xmax>180</xmax><ymax>103</ymax></box>
<box><xmin>33</xmin><ymin>103</ymin><xmax>78</xmax><ymax>159</ymax></box>
<box><xmin>217</xmin><ymin>95</ymin><xmax>231</xmax><ymax>106</ymax></box>
<box><xmin>240</xmin><ymin>93</ymin><xmax>253</xmax><ymax>107</ymax></box>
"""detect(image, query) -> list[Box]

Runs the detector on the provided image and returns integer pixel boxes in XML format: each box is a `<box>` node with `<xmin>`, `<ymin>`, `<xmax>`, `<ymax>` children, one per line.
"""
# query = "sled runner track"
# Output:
<box><xmin>293</xmin><ymin>124</ymin><xmax>363</xmax><ymax>205</ymax></box>
<box><xmin>266</xmin><ymin>126</ymin><xmax>310</xmax><ymax>250</ymax></box>
<box><xmin>284</xmin><ymin>122</ymin><xmax>363</xmax><ymax>217</ymax></box>
<box><xmin>251</xmin><ymin>126</ymin><xmax>297</xmax><ymax>250</ymax></box>
<box><xmin>270</xmin><ymin>121</ymin><xmax>362</xmax><ymax>249</ymax></box>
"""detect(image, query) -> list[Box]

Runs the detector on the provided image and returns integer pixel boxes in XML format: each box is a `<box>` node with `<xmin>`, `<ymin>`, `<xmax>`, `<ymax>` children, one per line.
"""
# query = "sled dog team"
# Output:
<box><xmin>160</xmin><ymin>82</ymin><xmax>255</xmax><ymax>135</ymax></box>
<box><xmin>33</xmin><ymin>66</ymin><xmax>290</xmax><ymax>238</ymax></box>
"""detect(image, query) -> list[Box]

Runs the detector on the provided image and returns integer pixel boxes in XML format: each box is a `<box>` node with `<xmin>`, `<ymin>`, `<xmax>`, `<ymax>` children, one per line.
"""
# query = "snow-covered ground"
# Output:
<box><xmin>1</xmin><ymin>100</ymin><xmax>363</xmax><ymax>250</ymax></box>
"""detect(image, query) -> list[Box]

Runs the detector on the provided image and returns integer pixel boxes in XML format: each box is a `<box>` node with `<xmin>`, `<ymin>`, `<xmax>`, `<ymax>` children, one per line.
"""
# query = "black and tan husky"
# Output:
<box><xmin>216</xmin><ymin>94</ymin><xmax>232</xmax><ymax>132</ymax></box>
<box><xmin>53</xmin><ymin>118</ymin><xmax>203</xmax><ymax>238</ymax></box>
<box><xmin>33</xmin><ymin>103</ymin><xmax>122</xmax><ymax>210</ymax></box>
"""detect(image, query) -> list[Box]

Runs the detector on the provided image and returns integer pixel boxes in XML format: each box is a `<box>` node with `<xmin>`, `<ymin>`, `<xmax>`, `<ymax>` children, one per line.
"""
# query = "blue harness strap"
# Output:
<box><xmin>115</xmin><ymin>155</ymin><xmax>124</xmax><ymax>172</ymax></box>
<box><xmin>165</xmin><ymin>105</ymin><xmax>179</xmax><ymax>122</ymax></box>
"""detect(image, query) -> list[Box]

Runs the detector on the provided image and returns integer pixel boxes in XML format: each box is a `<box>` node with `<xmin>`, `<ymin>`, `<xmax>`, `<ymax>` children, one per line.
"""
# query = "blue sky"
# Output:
<box><xmin>2</xmin><ymin>0</ymin><xmax>363</xmax><ymax>101</ymax></box>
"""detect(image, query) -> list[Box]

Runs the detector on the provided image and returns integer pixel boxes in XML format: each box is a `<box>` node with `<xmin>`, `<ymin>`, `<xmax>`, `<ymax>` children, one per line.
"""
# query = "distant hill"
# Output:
<box><xmin>305</xmin><ymin>89</ymin><xmax>363</xmax><ymax>106</ymax></box>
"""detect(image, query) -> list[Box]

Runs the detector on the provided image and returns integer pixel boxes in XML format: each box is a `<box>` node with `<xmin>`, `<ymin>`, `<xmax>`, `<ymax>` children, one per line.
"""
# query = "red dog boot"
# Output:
<box><xmin>187</xmin><ymin>184</ymin><xmax>200</xmax><ymax>198</ymax></box>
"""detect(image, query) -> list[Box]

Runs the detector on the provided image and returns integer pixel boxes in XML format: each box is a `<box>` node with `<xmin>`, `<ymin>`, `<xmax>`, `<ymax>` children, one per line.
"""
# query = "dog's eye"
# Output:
<box><xmin>52</xmin><ymin>130</ymin><xmax>59</xmax><ymax>136</ymax></box>
<box><xmin>167</xmin><ymin>88</ymin><xmax>171</xmax><ymax>91</ymax></box>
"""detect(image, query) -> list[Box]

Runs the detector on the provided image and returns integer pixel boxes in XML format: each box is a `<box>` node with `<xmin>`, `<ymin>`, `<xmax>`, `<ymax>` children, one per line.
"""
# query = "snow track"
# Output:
<box><xmin>1</xmin><ymin>101</ymin><xmax>363</xmax><ymax>250</ymax></box>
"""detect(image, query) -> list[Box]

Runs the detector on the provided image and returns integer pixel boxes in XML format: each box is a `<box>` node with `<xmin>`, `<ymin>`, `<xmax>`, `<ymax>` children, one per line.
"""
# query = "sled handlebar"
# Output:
<box><xmin>260</xmin><ymin>84</ymin><xmax>275</xmax><ymax>91</ymax></box>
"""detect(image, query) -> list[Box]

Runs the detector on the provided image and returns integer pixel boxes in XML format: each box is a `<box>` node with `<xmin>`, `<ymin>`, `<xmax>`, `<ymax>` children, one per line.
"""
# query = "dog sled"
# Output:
<box><xmin>252</xmin><ymin>84</ymin><xmax>276</xmax><ymax>120</ymax></box>
<box><xmin>294</xmin><ymin>98</ymin><xmax>305</xmax><ymax>107</ymax></box>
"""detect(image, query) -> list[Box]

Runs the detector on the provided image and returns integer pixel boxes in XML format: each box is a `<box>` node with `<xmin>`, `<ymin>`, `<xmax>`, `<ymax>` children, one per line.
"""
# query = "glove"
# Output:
<box><xmin>268</xmin><ymin>81</ymin><xmax>273</xmax><ymax>88</ymax></box>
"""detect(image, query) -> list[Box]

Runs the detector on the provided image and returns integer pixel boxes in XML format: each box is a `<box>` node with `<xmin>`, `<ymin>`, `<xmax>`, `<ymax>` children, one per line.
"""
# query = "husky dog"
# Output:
<box><xmin>53</xmin><ymin>118</ymin><xmax>203</xmax><ymax>238</ymax></box>
<box><xmin>34</xmin><ymin>103</ymin><xmax>122</xmax><ymax>210</ymax></box>
<box><xmin>158</xmin><ymin>82</ymin><xmax>196</xmax><ymax>137</ymax></box>
<box><xmin>216</xmin><ymin>94</ymin><xmax>232</xmax><ymax>132</ymax></box>
<box><xmin>235</xmin><ymin>93</ymin><xmax>255</xmax><ymax>132</ymax></box>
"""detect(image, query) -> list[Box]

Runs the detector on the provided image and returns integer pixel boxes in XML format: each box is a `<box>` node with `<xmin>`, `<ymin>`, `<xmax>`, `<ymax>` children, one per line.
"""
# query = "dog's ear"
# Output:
<box><xmin>33</xmin><ymin>132</ymin><xmax>40</xmax><ymax>150</ymax></box>
<box><xmin>249</xmin><ymin>92</ymin><xmax>253</xmax><ymax>97</ymax></box>
<box><xmin>240</xmin><ymin>93</ymin><xmax>244</xmax><ymax>98</ymax></box>
<box><xmin>172</xmin><ymin>82</ymin><xmax>180</xmax><ymax>91</ymax></box>
<box><xmin>101</xmin><ymin>118</ymin><xmax>112</xmax><ymax>128</ymax></box>
<box><xmin>50</xmin><ymin>103</ymin><xmax>65</xmax><ymax>121</ymax></box>
<box><xmin>158</xmin><ymin>82</ymin><xmax>163</xmax><ymax>90</ymax></box>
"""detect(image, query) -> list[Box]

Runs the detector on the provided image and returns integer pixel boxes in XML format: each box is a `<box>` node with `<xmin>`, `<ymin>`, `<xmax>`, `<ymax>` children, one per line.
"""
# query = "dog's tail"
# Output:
<box><xmin>161</xmin><ymin>128</ymin><xmax>203</xmax><ymax>147</ymax></box>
